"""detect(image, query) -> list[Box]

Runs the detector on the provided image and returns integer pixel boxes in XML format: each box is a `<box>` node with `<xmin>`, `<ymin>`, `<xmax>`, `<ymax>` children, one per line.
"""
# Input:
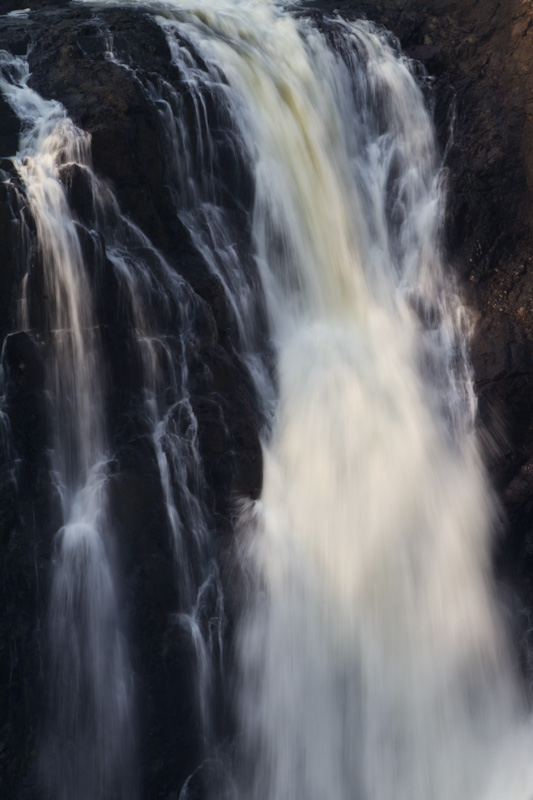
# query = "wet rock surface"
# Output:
<box><xmin>1</xmin><ymin>0</ymin><xmax>533</xmax><ymax>796</ymax></box>
<box><xmin>0</xmin><ymin>4</ymin><xmax>262</xmax><ymax>797</ymax></box>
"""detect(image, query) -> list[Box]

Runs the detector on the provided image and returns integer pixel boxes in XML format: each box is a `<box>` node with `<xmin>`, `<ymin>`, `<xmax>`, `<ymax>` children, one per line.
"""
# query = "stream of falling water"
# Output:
<box><xmin>0</xmin><ymin>45</ymin><xmax>222</xmax><ymax>799</ymax></box>
<box><xmin>2</xmin><ymin>0</ymin><xmax>533</xmax><ymax>797</ymax></box>
<box><xmin>0</xmin><ymin>53</ymin><xmax>139</xmax><ymax>800</ymax></box>
<box><xmin>138</xmin><ymin>3</ymin><xmax>533</xmax><ymax>798</ymax></box>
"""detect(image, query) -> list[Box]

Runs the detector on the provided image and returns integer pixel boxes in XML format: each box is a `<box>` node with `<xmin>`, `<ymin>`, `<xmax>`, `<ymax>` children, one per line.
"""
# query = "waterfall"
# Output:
<box><xmin>1</xmin><ymin>0</ymin><xmax>532</xmax><ymax>798</ymax></box>
<box><xmin>0</xmin><ymin>52</ymin><xmax>138</xmax><ymax>800</ymax></box>
<box><xmin>0</xmin><ymin>41</ymin><xmax>225</xmax><ymax>799</ymax></box>
<box><xmin>140</xmin><ymin>3</ymin><xmax>533</xmax><ymax>798</ymax></box>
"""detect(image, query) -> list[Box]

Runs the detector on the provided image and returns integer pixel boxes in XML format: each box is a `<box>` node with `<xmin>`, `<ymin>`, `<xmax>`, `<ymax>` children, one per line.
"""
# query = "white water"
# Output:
<box><xmin>2</xmin><ymin>0</ymin><xmax>533</xmax><ymax>797</ymax></box>
<box><xmin>125</xmin><ymin>3</ymin><xmax>533</xmax><ymax>798</ymax></box>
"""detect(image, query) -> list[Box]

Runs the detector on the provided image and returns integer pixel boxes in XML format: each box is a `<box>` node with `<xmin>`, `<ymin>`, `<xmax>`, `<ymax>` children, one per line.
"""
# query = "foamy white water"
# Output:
<box><xmin>126</xmin><ymin>3</ymin><xmax>533</xmax><ymax>798</ymax></box>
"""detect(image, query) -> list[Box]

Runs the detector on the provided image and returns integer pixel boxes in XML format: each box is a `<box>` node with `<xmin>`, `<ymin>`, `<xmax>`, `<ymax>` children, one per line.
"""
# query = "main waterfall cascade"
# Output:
<box><xmin>1</xmin><ymin>0</ymin><xmax>532</xmax><ymax>798</ymax></box>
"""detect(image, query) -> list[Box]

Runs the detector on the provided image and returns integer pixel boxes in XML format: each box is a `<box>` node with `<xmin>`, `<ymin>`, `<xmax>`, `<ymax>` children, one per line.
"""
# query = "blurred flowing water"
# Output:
<box><xmin>1</xmin><ymin>1</ymin><xmax>533</xmax><ymax>798</ymax></box>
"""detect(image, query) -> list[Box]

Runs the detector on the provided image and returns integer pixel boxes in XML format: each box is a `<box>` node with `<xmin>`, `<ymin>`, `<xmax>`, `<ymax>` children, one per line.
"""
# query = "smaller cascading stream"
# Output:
<box><xmin>158</xmin><ymin>28</ymin><xmax>277</xmax><ymax>425</ymax></box>
<box><xmin>89</xmin><ymin>174</ymin><xmax>227</xmax><ymax>747</ymax></box>
<box><xmin>0</xmin><ymin>50</ymin><xmax>144</xmax><ymax>800</ymax></box>
<box><xmin>0</xmin><ymin>51</ymin><xmax>138</xmax><ymax>800</ymax></box>
<box><xmin>93</xmin><ymin>7</ymin><xmax>276</xmax><ymax>425</ymax></box>
<box><xmin>0</xmin><ymin>44</ymin><xmax>227</xmax><ymax>798</ymax></box>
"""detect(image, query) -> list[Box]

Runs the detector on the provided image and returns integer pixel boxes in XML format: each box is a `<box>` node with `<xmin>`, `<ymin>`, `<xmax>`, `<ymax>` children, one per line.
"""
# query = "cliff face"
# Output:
<box><xmin>0</xmin><ymin>0</ymin><xmax>533</xmax><ymax>797</ymax></box>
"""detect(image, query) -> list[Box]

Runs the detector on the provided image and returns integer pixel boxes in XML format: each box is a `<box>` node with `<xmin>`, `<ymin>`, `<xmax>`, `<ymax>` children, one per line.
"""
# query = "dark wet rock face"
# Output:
<box><xmin>1</xmin><ymin>0</ymin><xmax>533</xmax><ymax>796</ymax></box>
<box><xmin>28</xmin><ymin>8</ymin><xmax>177</xmax><ymax>247</ymax></box>
<box><xmin>0</xmin><ymin>5</ymin><xmax>262</xmax><ymax>798</ymax></box>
